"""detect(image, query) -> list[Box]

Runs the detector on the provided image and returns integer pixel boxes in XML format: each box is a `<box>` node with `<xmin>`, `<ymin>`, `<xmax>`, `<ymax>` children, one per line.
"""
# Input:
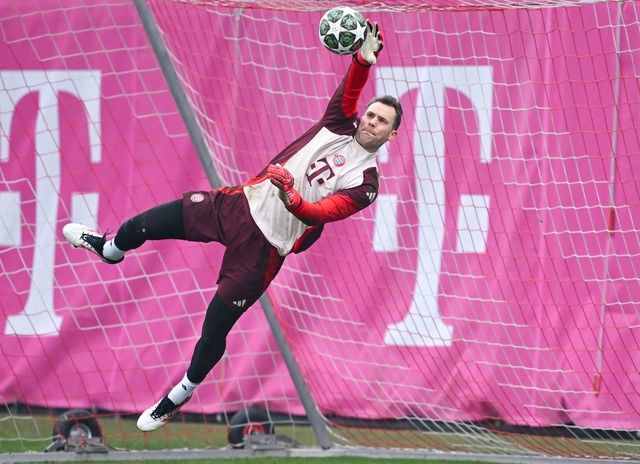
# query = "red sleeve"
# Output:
<box><xmin>287</xmin><ymin>169</ymin><xmax>379</xmax><ymax>226</ymax></box>
<box><xmin>320</xmin><ymin>55</ymin><xmax>372</xmax><ymax>134</ymax></box>
<box><xmin>288</xmin><ymin>193</ymin><xmax>363</xmax><ymax>226</ymax></box>
<box><xmin>341</xmin><ymin>54</ymin><xmax>372</xmax><ymax>118</ymax></box>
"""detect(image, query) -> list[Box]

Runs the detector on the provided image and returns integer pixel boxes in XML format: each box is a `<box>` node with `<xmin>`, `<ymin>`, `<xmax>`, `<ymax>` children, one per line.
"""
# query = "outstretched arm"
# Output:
<box><xmin>326</xmin><ymin>21</ymin><xmax>385</xmax><ymax>125</ymax></box>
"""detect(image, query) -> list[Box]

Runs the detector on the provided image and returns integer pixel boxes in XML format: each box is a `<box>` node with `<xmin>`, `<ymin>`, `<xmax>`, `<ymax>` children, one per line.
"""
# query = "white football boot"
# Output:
<box><xmin>136</xmin><ymin>394</ymin><xmax>192</xmax><ymax>432</ymax></box>
<box><xmin>62</xmin><ymin>223</ymin><xmax>123</xmax><ymax>265</ymax></box>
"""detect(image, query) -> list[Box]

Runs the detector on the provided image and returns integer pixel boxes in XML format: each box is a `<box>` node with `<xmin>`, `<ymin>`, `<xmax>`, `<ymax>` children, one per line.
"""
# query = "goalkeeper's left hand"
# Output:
<box><xmin>358</xmin><ymin>20</ymin><xmax>384</xmax><ymax>65</ymax></box>
<box><xmin>267</xmin><ymin>163</ymin><xmax>302</xmax><ymax>210</ymax></box>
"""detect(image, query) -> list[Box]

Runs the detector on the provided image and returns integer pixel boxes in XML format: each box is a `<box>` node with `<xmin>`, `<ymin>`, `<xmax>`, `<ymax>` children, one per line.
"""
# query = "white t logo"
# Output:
<box><xmin>374</xmin><ymin>66</ymin><xmax>494</xmax><ymax>347</ymax></box>
<box><xmin>2</xmin><ymin>70</ymin><xmax>102</xmax><ymax>336</ymax></box>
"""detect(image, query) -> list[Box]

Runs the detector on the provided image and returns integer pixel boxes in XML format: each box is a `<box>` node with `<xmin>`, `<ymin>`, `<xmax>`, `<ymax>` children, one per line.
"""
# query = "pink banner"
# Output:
<box><xmin>2</xmin><ymin>0</ymin><xmax>640</xmax><ymax>430</ymax></box>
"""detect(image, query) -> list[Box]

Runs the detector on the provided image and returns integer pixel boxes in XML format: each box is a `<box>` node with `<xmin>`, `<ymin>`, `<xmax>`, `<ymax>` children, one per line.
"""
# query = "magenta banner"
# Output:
<box><xmin>2</xmin><ymin>0</ymin><xmax>640</xmax><ymax>431</ymax></box>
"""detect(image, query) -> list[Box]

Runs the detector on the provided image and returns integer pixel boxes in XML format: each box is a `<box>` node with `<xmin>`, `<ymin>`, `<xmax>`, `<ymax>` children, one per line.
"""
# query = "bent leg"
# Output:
<box><xmin>114</xmin><ymin>199</ymin><xmax>185</xmax><ymax>251</ymax></box>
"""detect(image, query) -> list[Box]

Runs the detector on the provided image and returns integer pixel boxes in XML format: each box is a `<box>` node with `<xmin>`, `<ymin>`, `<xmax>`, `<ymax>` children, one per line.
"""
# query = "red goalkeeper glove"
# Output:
<box><xmin>357</xmin><ymin>20</ymin><xmax>384</xmax><ymax>65</ymax></box>
<box><xmin>267</xmin><ymin>164</ymin><xmax>302</xmax><ymax>210</ymax></box>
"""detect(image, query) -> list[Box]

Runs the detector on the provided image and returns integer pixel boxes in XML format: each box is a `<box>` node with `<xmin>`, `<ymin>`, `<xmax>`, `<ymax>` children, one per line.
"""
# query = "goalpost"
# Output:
<box><xmin>2</xmin><ymin>0</ymin><xmax>640</xmax><ymax>461</ymax></box>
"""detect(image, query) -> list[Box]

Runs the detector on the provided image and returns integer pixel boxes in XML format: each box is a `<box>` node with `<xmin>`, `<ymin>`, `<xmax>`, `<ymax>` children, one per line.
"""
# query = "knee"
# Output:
<box><xmin>114</xmin><ymin>216</ymin><xmax>147</xmax><ymax>250</ymax></box>
<box><xmin>198</xmin><ymin>332</ymin><xmax>224</xmax><ymax>350</ymax></box>
<box><xmin>123</xmin><ymin>216</ymin><xmax>146</xmax><ymax>238</ymax></box>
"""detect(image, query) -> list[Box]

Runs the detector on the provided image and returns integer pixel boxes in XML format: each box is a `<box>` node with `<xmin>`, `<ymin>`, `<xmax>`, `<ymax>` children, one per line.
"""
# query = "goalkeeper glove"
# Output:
<box><xmin>267</xmin><ymin>163</ymin><xmax>302</xmax><ymax>210</ymax></box>
<box><xmin>358</xmin><ymin>20</ymin><xmax>384</xmax><ymax>65</ymax></box>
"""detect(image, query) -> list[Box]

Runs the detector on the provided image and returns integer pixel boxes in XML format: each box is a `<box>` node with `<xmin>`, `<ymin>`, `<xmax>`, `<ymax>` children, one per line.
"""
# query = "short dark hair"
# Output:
<box><xmin>366</xmin><ymin>95</ymin><xmax>403</xmax><ymax>130</ymax></box>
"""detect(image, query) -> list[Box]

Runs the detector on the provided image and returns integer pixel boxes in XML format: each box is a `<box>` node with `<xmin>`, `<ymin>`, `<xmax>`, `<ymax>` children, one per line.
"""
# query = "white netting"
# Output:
<box><xmin>3</xmin><ymin>0</ymin><xmax>640</xmax><ymax>460</ymax></box>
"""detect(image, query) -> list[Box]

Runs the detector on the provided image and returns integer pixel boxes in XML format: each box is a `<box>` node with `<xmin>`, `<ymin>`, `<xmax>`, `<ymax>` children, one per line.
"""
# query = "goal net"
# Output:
<box><xmin>2</xmin><ymin>0</ymin><xmax>640</xmax><ymax>460</ymax></box>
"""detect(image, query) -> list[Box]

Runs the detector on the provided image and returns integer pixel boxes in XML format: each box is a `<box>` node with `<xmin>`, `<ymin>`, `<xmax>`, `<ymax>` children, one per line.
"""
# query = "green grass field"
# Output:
<box><xmin>3</xmin><ymin>411</ymin><xmax>639</xmax><ymax>463</ymax></box>
<box><xmin>0</xmin><ymin>411</ymin><xmax>516</xmax><ymax>463</ymax></box>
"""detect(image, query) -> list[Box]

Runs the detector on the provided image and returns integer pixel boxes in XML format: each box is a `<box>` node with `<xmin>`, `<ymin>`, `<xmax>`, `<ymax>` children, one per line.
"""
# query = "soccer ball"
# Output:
<box><xmin>318</xmin><ymin>6</ymin><xmax>367</xmax><ymax>55</ymax></box>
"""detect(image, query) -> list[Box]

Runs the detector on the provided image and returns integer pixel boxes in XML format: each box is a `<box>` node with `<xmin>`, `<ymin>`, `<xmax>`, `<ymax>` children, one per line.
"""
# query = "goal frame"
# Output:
<box><xmin>3</xmin><ymin>0</ymin><xmax>640</xmax><ymax>462</ymax></box>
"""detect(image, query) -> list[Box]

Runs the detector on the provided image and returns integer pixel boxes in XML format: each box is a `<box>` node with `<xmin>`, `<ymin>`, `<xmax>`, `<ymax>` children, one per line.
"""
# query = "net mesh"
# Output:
<box><xmin>2</xmin><ymin>0</ymin><xmax>640</xmax><ymax>460</ymax></box>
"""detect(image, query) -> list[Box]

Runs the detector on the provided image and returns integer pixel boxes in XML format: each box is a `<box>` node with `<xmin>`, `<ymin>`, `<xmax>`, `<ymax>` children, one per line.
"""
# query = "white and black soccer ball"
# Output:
<box><xmin>318</xmin><ymin>6</ymin><xmax>367</xmax><ymax>55</ymax></box>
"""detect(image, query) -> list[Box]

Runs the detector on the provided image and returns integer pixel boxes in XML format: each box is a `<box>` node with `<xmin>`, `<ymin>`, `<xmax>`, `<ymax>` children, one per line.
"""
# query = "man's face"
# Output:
<box><xmin>355</xmin><ymin>102</ymin><xmax>398</xmax><ymax>153</ymax></box>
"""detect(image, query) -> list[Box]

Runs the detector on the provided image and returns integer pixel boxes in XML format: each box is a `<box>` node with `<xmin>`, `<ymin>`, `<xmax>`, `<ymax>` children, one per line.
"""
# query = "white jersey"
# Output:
<box><xmin>243</xmin><ymin>57</ymin><xmax>380</xmax><ymax>256</ymax></box>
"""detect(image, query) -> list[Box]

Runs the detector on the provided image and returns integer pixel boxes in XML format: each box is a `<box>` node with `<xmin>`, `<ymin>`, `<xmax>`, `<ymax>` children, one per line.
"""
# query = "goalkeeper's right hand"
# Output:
<box><xmin>267</xmin><ymin>163</ymin><xmax>302</xmax><ymax>210</ymax></box>
<box><xmin>358</xmin><ymin>20</ymin><xmax>384</xmax><ymax>65</ymax></box>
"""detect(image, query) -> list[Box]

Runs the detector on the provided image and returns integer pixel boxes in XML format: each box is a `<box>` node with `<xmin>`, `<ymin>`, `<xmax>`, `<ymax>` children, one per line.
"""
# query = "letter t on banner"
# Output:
<box><xmin>375</xmin><ymin>66</ymin><xmax>494</xmax><ymax>348</ymax></box>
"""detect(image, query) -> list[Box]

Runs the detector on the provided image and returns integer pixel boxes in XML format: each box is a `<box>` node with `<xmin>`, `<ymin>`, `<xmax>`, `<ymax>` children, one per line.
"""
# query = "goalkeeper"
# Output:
<box><xmin>63</xmin><ymin>20</ymin><xmax>402</xmax><ymax>432</ymax></box>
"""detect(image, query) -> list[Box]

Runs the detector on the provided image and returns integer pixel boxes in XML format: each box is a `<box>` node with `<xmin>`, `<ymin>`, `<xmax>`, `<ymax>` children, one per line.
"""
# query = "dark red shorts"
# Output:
<box><xmin>182</xmin><ymin>187</ymin><xmax>284</xmax><ymax>310</ymax></box>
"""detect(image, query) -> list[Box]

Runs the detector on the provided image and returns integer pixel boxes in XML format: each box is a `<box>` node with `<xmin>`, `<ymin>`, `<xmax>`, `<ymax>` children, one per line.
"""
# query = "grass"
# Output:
<box><xmin>3</xmin><ymin>411</ymin><xmax>640</xmax><ymax>463</ymax></box>
<box><xmin>0</xmin><ymin>412</ymin><xmax>511</xmax><ymax>463</ymax></box>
